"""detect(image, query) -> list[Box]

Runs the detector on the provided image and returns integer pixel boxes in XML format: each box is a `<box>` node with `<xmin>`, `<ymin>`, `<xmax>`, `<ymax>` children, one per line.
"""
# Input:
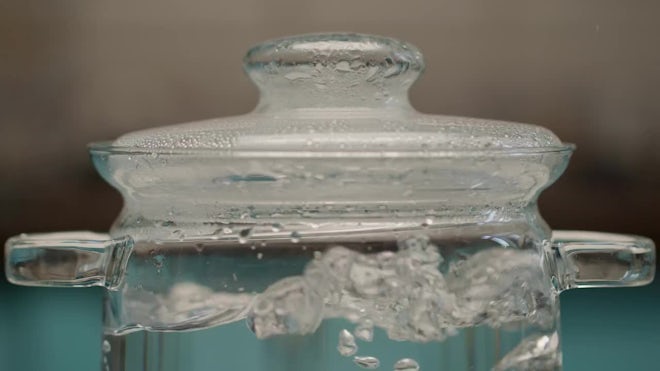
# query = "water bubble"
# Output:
<box><xmin>153</xmin><ymin>255</ymin><xmax>165</xmax><ymax>269</ymax></box>
<box><xmin>493</xmin><ymin>333</ymin><xmax>559</xmax><ymax>371</ymax></box>
<box><xmin>102</xmin><ymin>340</ymin><xmax>111</xmax><ymax>353</ymax></box>
<box><xmin>355</xmin><ymin>320</ymin><xmax>374</xmax><ymax>342</ymax></box>
<box><xmin>195</xmin><ymin>243</ymin><xmax>204</xmax><ymax>253</ymax></box>
<box><xmin>246</xmin><ymin>277</ymin><xmax>323</xmax><ymax>339</ymax></box>
<box><xmin>290</xmin><ymin>231</ymin><xmax>301</xmax><ymax>243</ymax></box>
<box><xmin>257</xmin><ymin>252</ymin><xmax>263</xmax><ymax>260</ymax></box>
<box><xmin>337</xmin><ymin>329</ymin><xmax>357</xmax><ymax>356</ymax></box>
<box><xmin>335</xmin><ymin>61</ymin><xmax>353</xmax><ymax>72</ymax></box>
<box><xmin>394</xmin><ymin>358</ymin><xmax>419</xmax><ymax>371</ymax></box>
<box><xmin>421</xmin><ymin>217</ymin><xmax>434</xmax><ymax>228</ymax></box>
<box><xmin>238</xmin><ymin>228</ymin><xmax>252</xmax><ymax>244</ymax></box>
<box><xmin>349</xmin><ymin>254</ymin><xmax>397</xmax><ymax>297</ymax></box>
<box><xmin>354</xmin><ymin>356</ymin><xmax>380</xmax><ymax>369</ymax></box>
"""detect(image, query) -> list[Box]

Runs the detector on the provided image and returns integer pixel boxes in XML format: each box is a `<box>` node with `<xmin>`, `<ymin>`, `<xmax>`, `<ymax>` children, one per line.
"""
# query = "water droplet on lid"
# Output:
<box><xmin>222</xmin><ymin>227</ymin><xmax>233</xmax><ymax>234</ymax></box>
<box><xmin>394</xmin><ymin>358</ymin><xmax>419</xmax><ymax>371</ymax></box>
<box><xmin>172</xmin><ymin>229</ymin><xmax>184</xmax><ymax>240</ymax></box>
<box><xmin>335</xmin><ymin>61</ymin><xmax>352</xmax><ymax>72</ymax></box>
<box><xmin>421</xmin><ymin>217</ymin><xmax>434</xmax><ymax>228</ymax></box>
<box><xmin>271</xmin><ymin>223</ymin><xmax>283</xmax><ymax>233</ymax></box>
<box><xmin>365</xmin><ymin>66</ymin><xmax>379</xmax><ymax>81</ymax></box>
<box><xmin>337</xmin><ymin>329</ymin><xmax>357</xmax><ymax>356</ymax></box>
<box><xmin>350</xmin><ymin>60</ymin><xmax>364</xmax><ymax>69</ymax></box>
<box><xmin>354</xmin><ymin>356</ymin><xmax>380</xmax><ymax>369</ymax></box>
<box><xmin>290</xmin><ymin>231</ymin><xmax>301</xmax><ymax>243</ymax></box>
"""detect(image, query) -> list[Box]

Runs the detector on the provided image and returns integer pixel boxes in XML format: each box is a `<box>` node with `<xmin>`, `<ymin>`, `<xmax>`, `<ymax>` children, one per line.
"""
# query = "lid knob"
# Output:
<box><xmin>244</xmin><ymin>33</ymin><xmax>424</xmax><ymax>112</ymax></box>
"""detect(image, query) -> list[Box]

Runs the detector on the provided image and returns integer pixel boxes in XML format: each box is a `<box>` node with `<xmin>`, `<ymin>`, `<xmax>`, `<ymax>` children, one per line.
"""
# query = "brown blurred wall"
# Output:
<box><xmin>1</xmin><ymin>1</ymin><xmax>659</xmax><ymax>254</ymax></box>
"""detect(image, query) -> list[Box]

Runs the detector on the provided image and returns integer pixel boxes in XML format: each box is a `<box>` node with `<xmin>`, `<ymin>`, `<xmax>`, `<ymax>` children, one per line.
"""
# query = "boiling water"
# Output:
<box><xmin>102</xmin><ymin>227</ymin><xmax>561</xmax><ymax>371</ymax></box>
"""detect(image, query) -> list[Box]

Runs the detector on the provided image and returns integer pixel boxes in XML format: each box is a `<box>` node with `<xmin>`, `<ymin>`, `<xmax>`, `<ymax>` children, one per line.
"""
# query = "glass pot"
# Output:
<box><xmin>5</xmin><ymin>33</ymin><xmax>655</xmax><ymax>371</ymax></box>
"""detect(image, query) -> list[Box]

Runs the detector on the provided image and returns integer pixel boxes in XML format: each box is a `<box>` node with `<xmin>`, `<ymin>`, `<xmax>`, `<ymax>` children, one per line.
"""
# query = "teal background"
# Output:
<box><xmin>1</xmin><ymin>277</ymin><xmax>658</xmax><ymax>371</ymax></box>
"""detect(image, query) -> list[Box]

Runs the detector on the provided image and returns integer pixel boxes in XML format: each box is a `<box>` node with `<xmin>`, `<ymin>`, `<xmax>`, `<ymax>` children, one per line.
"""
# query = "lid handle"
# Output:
<box><xmin>548</xmin><ymin>230</ymin><xmax>655</xmax><ymax>291</ymax></box>
<box><xmin>5</xmin><ymin>232</ymin><xmax>133</xmax><ymax>290</ymax></box>
<box><xmin>244</xmin><ymin>33</ymin><xmax>424</xmax><ymax>111</ymax></box>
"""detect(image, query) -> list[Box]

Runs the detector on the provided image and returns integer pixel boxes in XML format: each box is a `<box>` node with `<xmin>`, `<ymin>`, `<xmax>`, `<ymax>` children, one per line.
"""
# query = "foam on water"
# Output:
<box><xmin>246</xmin><ymin>276</ymin><xmax>323</xmax><ymax>339</ymax></box>
<box><xmin>247</xmin><ymin>235</ymin><xmax>551</xmax><ymax>343</ymax></box>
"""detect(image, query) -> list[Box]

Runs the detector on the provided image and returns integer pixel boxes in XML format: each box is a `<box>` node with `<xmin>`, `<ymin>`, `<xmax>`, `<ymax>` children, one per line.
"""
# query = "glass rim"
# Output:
<box><xmin>88</xmin><ymin>141</ymin><xmax>575</xmax><ymax>158</ymax></box>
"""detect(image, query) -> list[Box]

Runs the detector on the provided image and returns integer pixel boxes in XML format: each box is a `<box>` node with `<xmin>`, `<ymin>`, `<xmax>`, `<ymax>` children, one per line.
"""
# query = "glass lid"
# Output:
<box><xmin>98</xmin><ymin>33</ymin><xmax>570</xmax><ymax>155</ymax></box>
<box><xmin>87</xmin><ymin>33</ymin><xmax>574</xmax><ymax>239</ymax></box>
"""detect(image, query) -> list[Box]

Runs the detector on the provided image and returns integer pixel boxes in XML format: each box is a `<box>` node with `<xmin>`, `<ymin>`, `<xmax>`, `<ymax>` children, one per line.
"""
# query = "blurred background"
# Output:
<box><xmin>1</xmin><ymin>1</ymin><xmax>659</xmax><ymax>370</ymax></box>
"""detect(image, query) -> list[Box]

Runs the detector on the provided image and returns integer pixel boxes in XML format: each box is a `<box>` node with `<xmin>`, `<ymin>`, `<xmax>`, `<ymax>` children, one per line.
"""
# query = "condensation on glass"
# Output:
<box><xmin>5</xmin><ymin>33</ymin><xmax>655</xmax><ymax>371</ymax></box>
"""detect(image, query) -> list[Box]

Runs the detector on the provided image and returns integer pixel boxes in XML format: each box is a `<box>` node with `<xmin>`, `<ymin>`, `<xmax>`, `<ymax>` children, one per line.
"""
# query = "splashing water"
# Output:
<box><xmin>246</xmin><ymin>235</ymin><xmax>552</xmax><ymax>344</ymax></box>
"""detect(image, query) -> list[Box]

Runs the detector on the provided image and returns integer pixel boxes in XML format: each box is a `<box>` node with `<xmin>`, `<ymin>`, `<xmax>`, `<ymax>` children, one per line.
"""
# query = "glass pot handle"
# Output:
<box><xmin>550</xmin><ymin>230</ymin><xmax>655</xmax><ymax>291</ymax></box>
<box><xmin>5</xmin><ymin>232</ymin><xmax>133</xmax><ymax>290</ymax></box>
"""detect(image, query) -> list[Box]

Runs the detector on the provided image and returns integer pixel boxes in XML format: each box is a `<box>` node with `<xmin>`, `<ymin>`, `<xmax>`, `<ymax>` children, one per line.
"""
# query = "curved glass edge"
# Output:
<box><xmin>88</xmin><ymin>141</ymin><xmax>576</xmax><ymax>158</ymax></box>
<box><xmin>243</xmin><ymin>32</ymin><xmax>424</xmax><ymax>70</ymax></box>
<box><xmin>550</xmin><ymin>230</ymin><xmax>656</xmax><ymax>290</ymax></box>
